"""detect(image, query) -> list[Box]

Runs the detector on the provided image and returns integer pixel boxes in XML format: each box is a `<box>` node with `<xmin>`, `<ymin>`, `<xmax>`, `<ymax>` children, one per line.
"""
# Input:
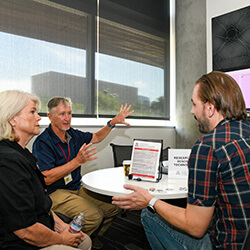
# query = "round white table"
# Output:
<box><xmin>81</xmin><ymin>167</ymin><xmax>188</xmax><ymax>199</ymax></box>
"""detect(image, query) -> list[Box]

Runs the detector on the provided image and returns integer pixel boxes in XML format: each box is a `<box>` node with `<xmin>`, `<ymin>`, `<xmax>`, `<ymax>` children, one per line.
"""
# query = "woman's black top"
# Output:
<box><xmin>0</xmin><ymin>139</ymin><xmax>54</xmax><ymax>250</ymax></box>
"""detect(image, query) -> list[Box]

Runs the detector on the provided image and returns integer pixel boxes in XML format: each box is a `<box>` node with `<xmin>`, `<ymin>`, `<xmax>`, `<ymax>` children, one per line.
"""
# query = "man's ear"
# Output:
<box><xmin>206</xmin><ymin>102</ymin><xmax>216</xmax><ymax>118</ymax></box>
<box><xmin>47</xmin><ymin>113</ymin><xmax>52</xmax><ymax>122</ymax></box>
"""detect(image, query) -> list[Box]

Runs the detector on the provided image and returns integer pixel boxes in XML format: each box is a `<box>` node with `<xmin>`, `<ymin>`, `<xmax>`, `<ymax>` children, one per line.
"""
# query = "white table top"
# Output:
<box><xmin>81</xmin><ymin>167</ymin><xmax>188</xmax><ymax>199</ymax></box>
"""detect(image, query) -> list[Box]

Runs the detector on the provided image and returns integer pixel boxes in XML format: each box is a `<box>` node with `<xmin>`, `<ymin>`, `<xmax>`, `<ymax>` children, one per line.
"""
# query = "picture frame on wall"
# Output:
<box><xmin>212</xmin><ymin>5</ymin><xmax>250</xmax><ymax>72</ymax></box>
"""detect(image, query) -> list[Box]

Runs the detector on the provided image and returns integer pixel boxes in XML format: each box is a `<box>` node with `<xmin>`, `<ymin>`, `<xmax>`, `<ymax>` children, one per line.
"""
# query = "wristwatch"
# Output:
<box><xmin>107</xmin><ymin>120</ymin><xmax>115</xmax><ymax>129</ymax></box>
<box><xmin>147</xmin><ymin>197</ymin><xmax>158</xmax><ymax>213</ymax></box>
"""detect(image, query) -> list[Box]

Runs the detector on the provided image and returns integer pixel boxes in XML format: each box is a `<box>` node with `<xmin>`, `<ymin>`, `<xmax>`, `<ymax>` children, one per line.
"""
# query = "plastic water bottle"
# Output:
<box><xmin>69</xmin><ymin>212</ymin><xmax>85</xmax><ymax>233</ymax></box>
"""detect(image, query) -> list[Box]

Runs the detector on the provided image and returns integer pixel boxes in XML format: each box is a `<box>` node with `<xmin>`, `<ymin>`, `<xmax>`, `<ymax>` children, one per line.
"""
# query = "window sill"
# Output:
<box><xmin>39</xmin><ymin>117</ymin><xmax>175</xmax><ymax>128</ymax></box>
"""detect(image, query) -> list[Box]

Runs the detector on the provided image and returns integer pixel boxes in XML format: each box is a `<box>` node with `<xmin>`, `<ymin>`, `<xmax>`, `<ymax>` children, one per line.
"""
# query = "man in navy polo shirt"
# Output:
<box><xmin>33</xmin><ymin>97</ymin><xmax>133</xmax><ymax>248</ymax></box>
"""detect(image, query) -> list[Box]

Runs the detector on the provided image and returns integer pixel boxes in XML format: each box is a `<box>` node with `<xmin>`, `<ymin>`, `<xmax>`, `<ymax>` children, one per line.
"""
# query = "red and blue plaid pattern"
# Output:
<box><xmin>188</xmin><ymin>119</ymin><xmax>250</xmax><ymax>250</ymax></box>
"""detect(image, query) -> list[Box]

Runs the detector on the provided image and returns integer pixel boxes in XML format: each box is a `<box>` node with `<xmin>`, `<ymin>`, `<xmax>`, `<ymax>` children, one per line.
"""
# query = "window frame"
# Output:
<box><xmin>40</xmin><ymin>0</ymin><xmax>176</xmax><ymax>128</ymax></box>
<box><xmin>0</xmin><ymin>0</ymin><xmax>176</xmax><ymax>127</ymax></box>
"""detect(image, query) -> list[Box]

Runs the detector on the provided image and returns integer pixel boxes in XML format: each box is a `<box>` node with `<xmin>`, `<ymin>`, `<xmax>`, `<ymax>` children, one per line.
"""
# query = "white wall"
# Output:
<box><xmin>82</xmin><ymin>126</ymin><xmax>176</xmax><ymax>175</ymax></box>
<box><xmin>206</xmin><ymin>0</ymin><xmax>250</xmax><ymax>72</ymax></box>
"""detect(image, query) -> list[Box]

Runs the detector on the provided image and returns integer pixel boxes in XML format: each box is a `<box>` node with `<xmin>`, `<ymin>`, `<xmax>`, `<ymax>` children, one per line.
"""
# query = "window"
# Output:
<box><xmin>0</xmin><ymin>0</ymin><xmax>171</xmax><ymax>120</ymax></box>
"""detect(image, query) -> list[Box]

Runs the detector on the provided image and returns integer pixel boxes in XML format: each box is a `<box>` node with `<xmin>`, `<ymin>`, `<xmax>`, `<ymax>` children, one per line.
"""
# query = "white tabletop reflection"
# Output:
<box><xmin>82</xmin><ymin>167</ymin><xmax>188</xmax><ymax>199</ymax></box>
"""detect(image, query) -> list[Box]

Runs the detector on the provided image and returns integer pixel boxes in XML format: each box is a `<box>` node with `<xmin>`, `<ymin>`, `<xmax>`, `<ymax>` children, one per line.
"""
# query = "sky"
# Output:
<box><xmin>0</xmin><ymin>31</ymin><xmax>164</xmax><ymax>102</ymax></box>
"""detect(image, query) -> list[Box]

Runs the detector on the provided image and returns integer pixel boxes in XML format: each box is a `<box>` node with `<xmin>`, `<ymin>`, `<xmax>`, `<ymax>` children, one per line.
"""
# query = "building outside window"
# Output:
<box><xmin>0</xmin><ymin>0</ymin><xmax>170</xmax><ymax>120</ymax></box>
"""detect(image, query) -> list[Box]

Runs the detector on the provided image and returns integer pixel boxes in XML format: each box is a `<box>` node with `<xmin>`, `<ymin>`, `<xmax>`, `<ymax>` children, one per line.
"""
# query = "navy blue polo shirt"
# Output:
<box><xmin>33</xmin><ymin>124</ymin><xmax>92</xmax><ymax>194</ymax></box>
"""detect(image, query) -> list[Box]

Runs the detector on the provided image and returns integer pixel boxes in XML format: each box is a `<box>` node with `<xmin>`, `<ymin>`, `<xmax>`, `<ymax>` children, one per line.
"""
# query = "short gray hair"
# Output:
<box><xmin>0</xmin><ymin>90</ymin><xmax>40</xmax><ymax>141</ymax></box>
<box><xmin>47</xmin><ymin>97</ymin><xmax>72</xmax><ymax>114</ymax></box>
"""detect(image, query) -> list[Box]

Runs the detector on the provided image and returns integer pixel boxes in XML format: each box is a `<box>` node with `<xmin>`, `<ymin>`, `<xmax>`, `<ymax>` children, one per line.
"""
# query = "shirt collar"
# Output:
<box><xmin>47</xmin><ymin>124</ymin><xmax>71</xmax><ymax>144</ymax></box>
<box><xmin>212</xmin><ymin>118</ymin><xmax>228</xmax><ymax>130</ymax></box>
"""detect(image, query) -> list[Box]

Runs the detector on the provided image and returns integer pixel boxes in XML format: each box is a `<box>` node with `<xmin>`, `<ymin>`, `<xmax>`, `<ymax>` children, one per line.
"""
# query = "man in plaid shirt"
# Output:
<box><xmin>112</xmin><ymin>71</ymin><xmax>250</xmax><ymax>249</ymax></box>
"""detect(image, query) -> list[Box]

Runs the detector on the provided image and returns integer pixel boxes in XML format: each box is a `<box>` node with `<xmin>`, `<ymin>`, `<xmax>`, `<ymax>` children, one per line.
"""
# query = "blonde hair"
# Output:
<box><xmin>0</xmin><ymin>90</ymin><xmax>40</xmax><ymax>141</ymax></box>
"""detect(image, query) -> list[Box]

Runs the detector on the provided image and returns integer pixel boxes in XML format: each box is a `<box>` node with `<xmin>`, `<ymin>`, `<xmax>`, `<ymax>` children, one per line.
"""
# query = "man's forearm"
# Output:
<box><xmin>154</xmin><ymin>200</ymin><xmax>189</xmax><ymax>233</ymax></box>
<box><xmin>42</xmin><ymin>158</ymin><xmax>80</xmax><ymax>186</ymax></box>
<box><xmin>91</xmin><ymin>123</ymin><xmax>113</xmax><ymax>144</ymax></box>
<box><xmin>155</xmin><ymin>201</ymin><xmax>214</xmax><ymax>238</ymax></box>
<box><xmin>112</xmin><ymin>185</ymin><xmax>214</xmax><ymax>238</ymax></box>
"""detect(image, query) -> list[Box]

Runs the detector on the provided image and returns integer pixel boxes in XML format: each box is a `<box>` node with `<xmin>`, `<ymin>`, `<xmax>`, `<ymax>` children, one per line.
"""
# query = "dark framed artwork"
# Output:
<box><xmin>212</xmin><ymin>6</ymin><xmax>250</xmax><ymax>72</ymax></box>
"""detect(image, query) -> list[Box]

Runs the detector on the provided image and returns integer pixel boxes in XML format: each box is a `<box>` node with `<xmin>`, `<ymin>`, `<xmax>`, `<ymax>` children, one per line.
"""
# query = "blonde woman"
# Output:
<box><xmin>0</xmin><ymin>90</ymin><xmax>91</xmax><ymax>250</ymax></box>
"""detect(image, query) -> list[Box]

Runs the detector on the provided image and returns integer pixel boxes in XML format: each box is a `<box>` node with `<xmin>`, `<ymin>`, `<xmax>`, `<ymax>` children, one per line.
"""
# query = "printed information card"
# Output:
<box><xmin>130</xmin><ymin>139</ymin><xmax>162</xmax><ymax>182</ymax></box>
<box><xmin>168</xmin><ymin>149</ymin><xmax>191</xmax><ymax>179</ymax></box>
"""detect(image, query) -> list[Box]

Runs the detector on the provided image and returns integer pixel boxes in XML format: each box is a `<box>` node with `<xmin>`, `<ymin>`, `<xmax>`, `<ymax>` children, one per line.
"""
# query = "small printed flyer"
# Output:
<box><xmin>168</xmin><ymin>149</ymin><xmax>191</xmax><ymax>179</ymax></box>
<box><xmin>130</xmin><ymin>140</ymin><xmax>162</xmax><ymax>182</ymax></box>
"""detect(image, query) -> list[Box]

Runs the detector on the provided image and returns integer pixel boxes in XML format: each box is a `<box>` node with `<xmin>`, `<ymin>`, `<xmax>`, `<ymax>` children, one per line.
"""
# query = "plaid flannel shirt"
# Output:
<box><xmin>188</xmin><ymin>119</ymin><xmax>250</xmax><ymax>250</ymax></box>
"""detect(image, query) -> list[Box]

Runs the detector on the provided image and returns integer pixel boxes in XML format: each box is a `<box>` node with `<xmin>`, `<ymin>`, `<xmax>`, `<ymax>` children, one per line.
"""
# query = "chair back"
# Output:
<box><xmin>110</xmin><ymin>143</ymin><xmax>133</xmax><ymax>167</ymax></box>
<box><xmin>162</xmin><ymin>146</ymin><xmax>170</xmax><ymax>161</ymax></box>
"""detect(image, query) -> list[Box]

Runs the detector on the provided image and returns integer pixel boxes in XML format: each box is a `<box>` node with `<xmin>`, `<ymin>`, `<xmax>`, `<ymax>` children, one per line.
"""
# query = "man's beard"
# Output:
<box><xmin>194</xmin><ymin>115</ymin><xmax>210</xmax><ymax>134</ymax></box>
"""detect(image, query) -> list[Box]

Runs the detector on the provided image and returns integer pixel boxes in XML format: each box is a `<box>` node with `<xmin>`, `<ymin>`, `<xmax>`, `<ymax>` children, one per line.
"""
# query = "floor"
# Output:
<box><xmin>98</xmin><ymin>198</ymin><xmax>187</xmax><ymax>250</ymax></box>
<box><xmin>99</xmin><ymin>210</ymin><xmax>151</xmax><ymax>250</ymax></box>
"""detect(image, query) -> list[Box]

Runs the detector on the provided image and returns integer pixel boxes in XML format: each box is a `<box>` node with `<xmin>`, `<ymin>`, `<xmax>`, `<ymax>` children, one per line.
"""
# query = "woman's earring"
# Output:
<box><xmin>12</xmin><ymin>123</ymin><xmax>15</xmax><ymax>127</ymax></box>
